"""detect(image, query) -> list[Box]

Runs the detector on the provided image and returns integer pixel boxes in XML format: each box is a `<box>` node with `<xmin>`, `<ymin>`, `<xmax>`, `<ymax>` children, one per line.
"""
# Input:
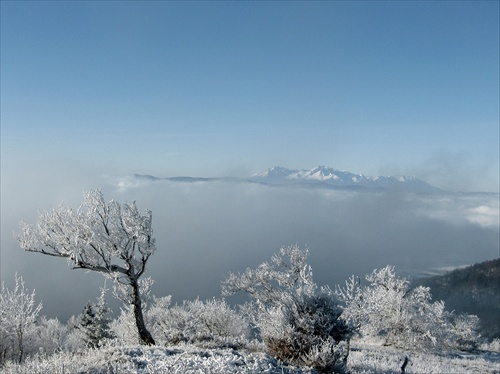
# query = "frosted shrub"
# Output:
<box><xmin>110</xmin><ymin>306</ymin><xmax>141</xmax><ymax>345</ymax></box>
<box><xmin>152</xmin><ymin>297</ymin><xmax>250</xmax><ymax>347</ymax></box>
<box><xmin>143</xmin><ymin>295</ymin><xmax>172</xmax><ymax>343</ymax></box>
<box><xmin>63</xmin><ymin>315</ymin><xmax>87</xmax><ymax>352</ymax></box>
<box><xmin>480</xmin><ymin>338</ymin><xmax>500</xmax><ymax>353</ymax></box>
<box><xmin>0</xmin><ymin>273</ymin><xmax>42</xmax><ymax>365</ymax></box>
<box><xmin>447</xmin><ymin>313</ymin><xmax>480</xmax><ymax>350</ymax></box>
<box><xmin>31</xmin><ymin>317</ymin><xmax>67</xmax><ymax>357</ymax></box>
<box><xmin>336</xmin><ymin>265</ymin><xmax>480</xmax><ymax>351</ymax></box>
<box><xmin>110</xmin><ymin>295</ymin><xmax>249</xmax><ymax>348</ymax></box>
<box><xmin>223</xmin><ymin>245</ymin><xmax>351</xmax><ymax>373</ymax></box>
<box><xmin>260</xmin><ymin>286</ymin><xmax>350</xmax><ymax>373</ymax></box>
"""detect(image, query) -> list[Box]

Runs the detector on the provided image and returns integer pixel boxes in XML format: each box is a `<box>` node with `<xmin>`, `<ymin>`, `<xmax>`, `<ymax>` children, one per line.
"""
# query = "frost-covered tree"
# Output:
<box><xmin>79</xmin><ymin>303</ymin><xmax>98</xmax><ymax>346</ymax></box>
<box><xmin>16</xmin><ymin>189</ymin><xmax>156</xmax><ymax>345</ymax></box>
<box><xmin>0</xmin><ymin>273</ymin><xmax>42</xmax><ymax>364</ymax></box>
<box><xmin>223</xmin><ymin>245</ymin><xmax>351</xmax><ymax>373</ymax></box>
<box><xmin>78</xmin><ymin>284</ymin><xmax>114</xmax><ymax>348</ymax></box>
<box><xmin>336</xmin><ymin>265</ymin><xmax>480</xmax><ymax>350</ymax></box>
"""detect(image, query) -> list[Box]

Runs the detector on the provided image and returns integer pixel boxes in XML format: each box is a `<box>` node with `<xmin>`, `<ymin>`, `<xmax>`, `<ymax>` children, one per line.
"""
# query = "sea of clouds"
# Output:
<box><xmin>1</xmin><ymin>174</ymin><xmax>498</xmax><ymax>320</ymax></box>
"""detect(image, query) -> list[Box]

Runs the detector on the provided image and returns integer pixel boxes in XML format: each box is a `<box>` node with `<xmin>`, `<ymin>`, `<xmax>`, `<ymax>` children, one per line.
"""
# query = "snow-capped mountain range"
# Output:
<box><xmin>249</xmin><ymin>166</ymin><xmax>440</xmax><ymax>192</ymax></box>
<box><xmin>132</xmin><ymin>165</ymin><xmax>442</xmax><ymax>193</ymax></box>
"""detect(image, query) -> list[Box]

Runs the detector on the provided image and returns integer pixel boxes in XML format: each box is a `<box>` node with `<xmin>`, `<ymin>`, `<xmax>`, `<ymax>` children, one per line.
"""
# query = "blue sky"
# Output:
<box><xmin>1</xmin><ymin>1</ymin><xmax>499</xmax><ymax>191</ymax></box>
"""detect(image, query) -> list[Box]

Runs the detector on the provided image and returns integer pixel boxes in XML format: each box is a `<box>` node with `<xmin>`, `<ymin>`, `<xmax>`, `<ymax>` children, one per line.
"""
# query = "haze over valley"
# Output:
<box><xmin>2</xmin><ymin>165</ymin><xmax>498</xmax><ymax>321</ymax></box>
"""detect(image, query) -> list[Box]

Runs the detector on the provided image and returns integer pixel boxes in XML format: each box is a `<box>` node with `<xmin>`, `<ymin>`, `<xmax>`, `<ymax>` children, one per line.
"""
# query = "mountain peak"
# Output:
<box><xmin>252</xmin><ymin>166</ymin><xmax>297</xmax><ymax>178</ymax></box>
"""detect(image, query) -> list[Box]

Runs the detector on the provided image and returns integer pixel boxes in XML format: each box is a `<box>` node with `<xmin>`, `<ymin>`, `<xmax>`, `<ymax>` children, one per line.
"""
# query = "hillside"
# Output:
<box><xmin>413</xmin><ymin>258</ymin><xmax>500</xmax><ymax>340</ymax></box>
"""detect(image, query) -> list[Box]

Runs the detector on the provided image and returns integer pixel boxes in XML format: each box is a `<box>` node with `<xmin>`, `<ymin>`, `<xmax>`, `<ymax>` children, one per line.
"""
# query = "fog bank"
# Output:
<box><xmin>1</xmin><ymin>177</ymin><xmax>498</xmax><ymax>321</ymax></box>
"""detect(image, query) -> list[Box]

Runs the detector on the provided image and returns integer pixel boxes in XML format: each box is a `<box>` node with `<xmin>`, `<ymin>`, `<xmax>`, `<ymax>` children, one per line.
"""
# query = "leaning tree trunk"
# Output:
<box><xmin>130</xmin><ymin>279</ymin><xmax>155</xmax><ymax>345</ymax></box>
<box><xmin>16</xmin><ymin>326</ymin><xmax>23</xmax><ymax>364</ymax></box>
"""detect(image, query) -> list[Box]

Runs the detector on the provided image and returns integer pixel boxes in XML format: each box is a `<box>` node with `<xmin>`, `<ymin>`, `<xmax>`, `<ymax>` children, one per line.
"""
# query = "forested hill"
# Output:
<box><xmin>413</xmin><ymin>258</ymin><xmax>500</xmax><ymax>340</ymax></box>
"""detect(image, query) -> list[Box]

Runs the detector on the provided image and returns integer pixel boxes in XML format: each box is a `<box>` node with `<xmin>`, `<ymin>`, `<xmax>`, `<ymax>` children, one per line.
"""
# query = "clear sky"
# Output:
<box><xmin>1</xmin><ymin>1</ymin><xmax>499</xmax><ymax>192</ymax></box>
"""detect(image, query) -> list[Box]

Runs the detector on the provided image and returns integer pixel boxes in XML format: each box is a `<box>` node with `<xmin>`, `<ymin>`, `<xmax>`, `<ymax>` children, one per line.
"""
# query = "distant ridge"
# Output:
<box><xmin>132</xmin><ymin>165</ymin><xmax>444</xmax><ymax>193</ymax></box>
<box><xmin>250</xmin><ymin>165</ymin><xmax>441</xmax><ymax>193</ymax></box>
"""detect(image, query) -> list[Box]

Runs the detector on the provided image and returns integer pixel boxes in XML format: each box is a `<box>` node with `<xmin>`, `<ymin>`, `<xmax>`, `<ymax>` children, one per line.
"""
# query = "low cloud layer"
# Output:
<box><xmin>1</xmin><ymin>176</ymin><xmax>498</xmax><ymax>321</ymax></box>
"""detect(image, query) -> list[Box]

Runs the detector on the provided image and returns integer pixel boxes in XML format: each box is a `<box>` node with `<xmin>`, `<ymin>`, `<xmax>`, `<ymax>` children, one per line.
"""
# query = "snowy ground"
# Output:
<box><xmin>2</xmin><ymin>344</ymin><xmax>313</xmax><ymax>374</ymax></box>
<box><xmin>3</xmin><ymin>342</ymin><xmax>500</xmax><ymax>373</ymax></box>
<box><xmin>348</xmin><ymin>342</ymin><xmax>500</xmax><ymax>374</ymax></box>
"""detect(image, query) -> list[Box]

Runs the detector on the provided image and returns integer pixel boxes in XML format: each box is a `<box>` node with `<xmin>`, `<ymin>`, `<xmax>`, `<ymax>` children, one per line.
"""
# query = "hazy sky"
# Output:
<box><xmin>1</xmin><ymin>1</ymin><xmax>499</xmax><ymax>191</ymax></box>
<box><xmin>1</xmin><ymin>2</ymin><xmax>499</xmax><ymax>320</ymax></box>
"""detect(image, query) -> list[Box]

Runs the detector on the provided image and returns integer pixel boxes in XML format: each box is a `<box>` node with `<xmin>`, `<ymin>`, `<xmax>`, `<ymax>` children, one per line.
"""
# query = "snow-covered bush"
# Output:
<box><xmin>31</xmin><ymin>317</ymin><xmax>67</xmax><ymax>357</ymax></box>
<box><xmin>448</xmin><ymin>312</ymin><xmax>480</xmax><ymax>350</ymax></box>
<box><xmin>223</xmin><ymin>245</ymin><xmax>352</xmax><ymax>373</ymax></box>
<box><xmin>336</xmin><ymin>265</ymin><xmax>480</xmax><ymax>351</ymax></box>
<box><xmin>150</xmin><ymin>297</ymin><xmax>249</xmax><ymax>347</ymax></box>
<box><xmin>480</xmin><ymin>338</ymin><xmax>500</xmax><ymax>353</ymax></box>
<box><xmin>143</xmin><ymin>295</ymin><xmax>172</xmax><ymax>343</ymax></box>
<box><xmin>0</xmin><ymin>273</ymin><xmax>42</xmax><ymax>365</ymax></box>
<box><xmin>110</xmin><ymin>306</ymin><xmax>142</xmax><ymax>346</ymax></box>
<box><xmin>260</xmin><ymin>286</ymin><xmax>350</xmax><ymax>373</ymax></box>
<box><xmin>111</xmin><ymin>295</ymin><xmax>249</xmax><ymax>349</ymax></box>
<box><xmin>62</xmin><ymin>315</ymin><xmax>87</xmax><ymax>352</ymax></box>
